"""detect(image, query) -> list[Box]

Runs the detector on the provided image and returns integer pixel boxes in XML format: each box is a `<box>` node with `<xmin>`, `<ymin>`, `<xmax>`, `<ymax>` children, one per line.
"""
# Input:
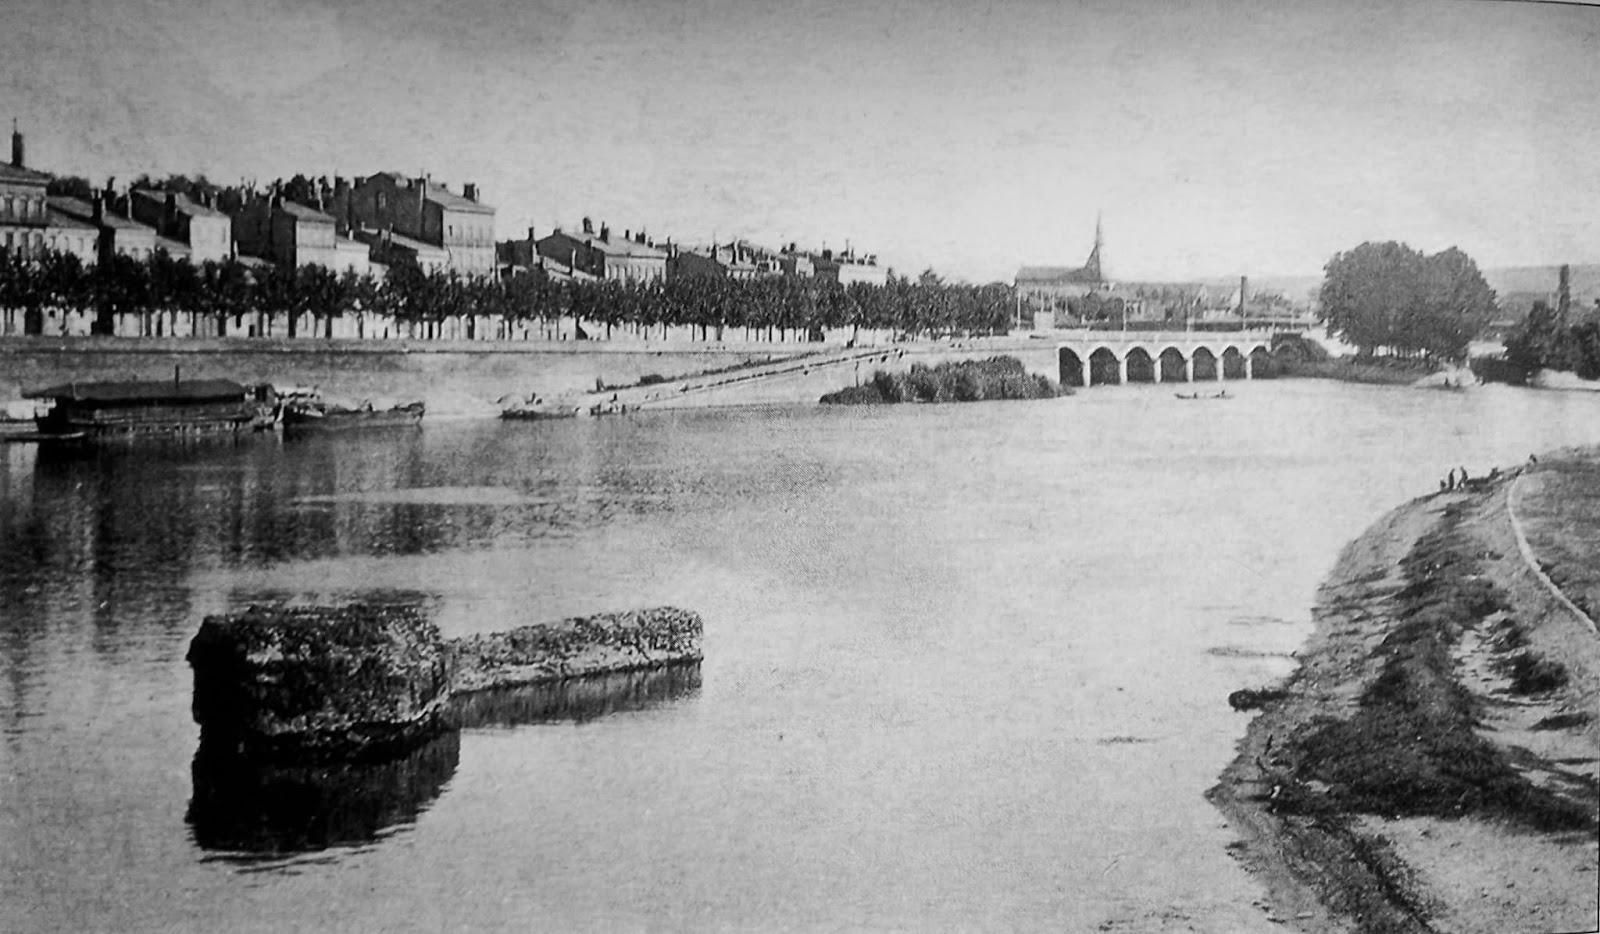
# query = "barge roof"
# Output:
<box><xmin>24</xmin><ymin>378</ymin><xmax>249</xmax><ymax>402</ymax></box>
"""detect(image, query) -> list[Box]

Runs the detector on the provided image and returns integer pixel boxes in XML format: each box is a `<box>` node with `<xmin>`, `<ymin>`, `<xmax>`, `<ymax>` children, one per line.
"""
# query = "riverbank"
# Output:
<box><xmin>1210</xmin><ymin>456</ymin><xmax>1600</xmax><ymax>933</ymax></box>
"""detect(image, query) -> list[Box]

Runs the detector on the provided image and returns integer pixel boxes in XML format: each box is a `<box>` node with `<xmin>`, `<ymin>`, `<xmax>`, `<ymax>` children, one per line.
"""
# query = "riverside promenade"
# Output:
<box><xmin>0</xmin><ymin>333</ymin><xmax>1068</xmax><ymax>415</ymax></box>
<box><xmin>1211</xmin><ymin>450</ymin><xmax>1600</xmax><ymax>934</ymax></box>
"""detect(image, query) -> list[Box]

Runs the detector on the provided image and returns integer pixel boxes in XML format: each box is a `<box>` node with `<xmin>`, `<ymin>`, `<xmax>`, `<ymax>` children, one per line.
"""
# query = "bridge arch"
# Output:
<box><xmin>1059</xmin><ymin>347</ymin><xmax>1087</xmax><ymax>387</ymax></box>
<box><xmin>1089</xmin><ymin>347</ymin><xmax>1122</xmax><ymax>386</ymax></box>
<box><xmin>1221</xmin><ymin>346</ymin><xmax>1247</xmax><ymax>380</ymax></box>
<box><xmin>1248</xmin><ymin>346</ymin><xmax>1273</xmax><ymax>378</ymax></box>
<box><xmin>1191</xmin><ymin>346</ymin><xmax>1219</xmax><ymax>381</ymax></box>
<box><xmin>1124</xmin><ymin>347</ymin><xmax>1157</xmax><ymax>383</ymax></box>
<box><xmin>1157</xmin><ymin>346</ymin><xmax>1187</xmax><ymax>382</ymax></box>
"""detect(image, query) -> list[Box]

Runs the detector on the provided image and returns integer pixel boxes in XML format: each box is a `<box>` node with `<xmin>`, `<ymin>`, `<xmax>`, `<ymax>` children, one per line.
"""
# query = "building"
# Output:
<box><xmin>229</xmin><ymin>191</ymin><xmax>341</xmax><ymax>269</ymax></box>
<box><xmin>130</xmin><ymin>189</ymin><xmax>231</xmax><ymax>264</ymax></box>
<box><xmin>0</xmin><ymin>125</ymin><xmax>52</xmax><ymax>259</ymax></box>
<box><xmin>497</xmin><ymin>227</ymin><xmax>597</xmax><ymax>283</ymax></box>
<box><xmin>1016</xmin><ymin>218</ymin><xmax>1111</xmax><ymax>327</ymax></box>
<box><xmin>42</xmin><ymin>207</ymin><xmax>97</xmax><ymax>266</ymax></box>
<box><xmin>536</xmin><ymin>218</ymin><xmax>667</xmax><ymax>285</ymax></box>
<box><xmin>778</xmin><ymin>244</ymin><xmax>815</xmax><ymax>279</ymax></box>
<box><xmin>355</xmin><ymin>227</ymin><xmax>448</xmax><ymax>274</ymax></box>
<box><xmin>332</xmin><ymin>173</ymin><xmax>496</xmax><ymax>277</ymax></box>
<box><xmin>48</xmin><ymin>192</ymin><xmax>163</xmax><ymax>264</ymax></box>
<box><xmin>812</xmin><ymin>247</ymin><xmax>887</xmax><ymax>286</ymax></box>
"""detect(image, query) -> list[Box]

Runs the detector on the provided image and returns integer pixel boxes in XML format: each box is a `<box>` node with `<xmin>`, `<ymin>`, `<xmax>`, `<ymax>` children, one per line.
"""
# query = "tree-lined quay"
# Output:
<box><xmin>0</xmin><ymin>248</ymin><xmax>1016</xmax><ymax>343</ymax></box>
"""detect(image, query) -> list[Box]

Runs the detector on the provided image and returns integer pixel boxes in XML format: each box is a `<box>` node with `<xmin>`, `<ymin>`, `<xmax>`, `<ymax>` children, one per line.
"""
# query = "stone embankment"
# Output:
<box><xmin>188</xmin><ymin>603</ymin><xmax>702</xmax><ymax>762</ymax></box>
<box><xmin>1210</xmin><ymin>456</ymin><xmax>1600</xmax><ymax>933</ymax></box>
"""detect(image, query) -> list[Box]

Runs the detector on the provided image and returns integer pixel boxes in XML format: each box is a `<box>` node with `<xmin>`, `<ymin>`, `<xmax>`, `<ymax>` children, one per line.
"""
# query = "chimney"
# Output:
<box><xmin>624</xmin><ymin>228</ymin><xmax>631</xmax><ymax>242</ymax></box>
<box><xmin>10</xmin><ymin>120</ymin><xmax>21</xmax><ymax>168</ymax></box>
<box><xmin>1239</xmin><ymin>276</ymin><xmax>1248</xmax><ymax>319</ymax></box>
<box><xmin>463</xmin><ymin>183</ymin><xmax>477</xmax><ymax>202</ymax></box>
<box><xmin>637</xmin><ymin>230</ymin><xmax>645</xmax><ymax>245</ymax></box>
<box><xmin>581</xmin><ymin>216</ymin><xmax>593</xmax><ymax>235</ymax></box>
<box><xmin>600</xmin><ymin>223</ymin><xmax>610</xmax><ymax>242</ymax></box>
<box><xmin>527</xmin><ymin>226</ymin><xmax>536</xmax><ymax>244</ymax></box>
<box><xmin>1559</xmin><ymin>264</ymin><xmax>1572</xmax><ymax>323</ymax></box>
<box><xmin>165</xmin><ymin>192</ymin><xmax>177</xmax><ymax>230</ymax></box>
<box><xmin>92</xmin><ymin>193</ymin><xmax>104</xmax><ymax>224</ymax></box>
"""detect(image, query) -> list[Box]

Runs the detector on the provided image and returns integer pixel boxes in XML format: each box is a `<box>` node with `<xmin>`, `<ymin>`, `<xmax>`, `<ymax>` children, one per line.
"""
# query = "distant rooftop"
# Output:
<box><xmin>0</xmin><ymin>162</ymin><xmax>50</xmax><ymax>185</ymax></box>
<box><xmin>131</xmin><ymin>188</ymin><xmax>227</xmax><ymax>219</ymax></box>
<box><xmin>370</xmin><ymin>172</ymin><xmax>494</xmax><ymax>215</ymax></box>
<box><xmin>47</xmin><ymin>196</ymin><xmax>156</xmax><ymax>232</ymax></box>
<box><xmin>277</xmin><ymin>200</ymin><xmax>335</xmax><ymax>223</ymax></box>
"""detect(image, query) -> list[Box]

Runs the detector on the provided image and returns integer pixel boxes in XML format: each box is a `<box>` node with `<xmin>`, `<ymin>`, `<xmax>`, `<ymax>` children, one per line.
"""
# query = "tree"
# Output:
<box><xmin>1319</xmin><ymin>241</ymin><xmax>1494</xmax><ymax>362</ymax></box>
<box><xmin>1504</xmin><ymin>300</ymin><xmax>1567</xmax><ymax>377</ymax></box>
<box><xmin>46</xmin><ymin>175</ymin><xmax>95</xmax><ymax>200</ymax></box>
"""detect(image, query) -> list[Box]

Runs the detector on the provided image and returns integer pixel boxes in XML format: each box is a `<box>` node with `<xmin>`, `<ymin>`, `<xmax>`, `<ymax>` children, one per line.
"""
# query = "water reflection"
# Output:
<box><xmin>446</xmin><ymin>662</ymin><xmax>702</xmax><ymax>729</ymax></box>
<box><xmin>187</xmin><ymin>730</ymin><xmax>461</xmax><ymax>862</ymax></box>
<box><xmin>187</xmin><ymin>664</ymin><xmax>699</xmax><ymax>864</ymax></box>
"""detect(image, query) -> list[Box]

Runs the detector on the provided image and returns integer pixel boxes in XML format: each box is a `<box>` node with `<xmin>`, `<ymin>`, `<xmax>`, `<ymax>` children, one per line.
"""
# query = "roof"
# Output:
<box><xmin>131</xmin><ymin>188</ymin><xmax>227</xmax><ymax>219</ymax></box>
<box><xmin>277</xmin><ymin>200</ymin><xmax>335</xmax><ymax>223</ymax></box>
<box><xmin>45</xmin><ymin>207</ymin><xmax>96</xmax><ymax>231</ymax></box>
<box><xmin>1016</xmin><ymin>265</ymin><xmax>1104</xmax><ymax>284</ymax></box>
<box><xmin>355</xmin><ymin>228</ymin><xmax>448</xmax><ymax>257</ymax></box>
<box><xmin>425</xmin><ymin>185</ymin><xmax>494</xmax><ymax>215</ymax></box>
<box><xmin>46</xmin><ymin>196</ymin><xmax>157</xmax><ymax>233</ymax></box>
<box><xmin>543</xmin><ymin>229</ymin><xmax>666</xmax><ymax>260</ymax></box>
<box><xmin>0</xmin><ymin>162</ymin><xmax>50</xmax><ymax>186</ymax></box>
<box><xmin>24</xmin><ymin>378</ymin><xmax>249</xmax><ymax>402</ymax></box>
<box><xmin>367</xmin><ymin>172</ymin><xmax>494</xmax><ymax>215</ymax></box>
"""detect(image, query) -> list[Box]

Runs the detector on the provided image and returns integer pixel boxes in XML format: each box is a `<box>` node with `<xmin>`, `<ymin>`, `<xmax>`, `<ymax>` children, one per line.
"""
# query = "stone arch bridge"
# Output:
<box><xmin>1055</xmin><ymin>330</ymin><xmax>1276</xmax><ymax>387</ymax></box>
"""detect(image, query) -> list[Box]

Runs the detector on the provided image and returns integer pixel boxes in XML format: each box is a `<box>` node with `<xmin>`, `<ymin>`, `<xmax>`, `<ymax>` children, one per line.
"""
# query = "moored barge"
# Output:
<box><xmin>24</xmin><ymin>374</ymin><xmax>273</xmax><ymax>438</ymax></box>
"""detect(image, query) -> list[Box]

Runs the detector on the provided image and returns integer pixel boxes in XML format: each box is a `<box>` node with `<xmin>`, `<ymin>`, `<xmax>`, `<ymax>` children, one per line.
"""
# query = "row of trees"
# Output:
<box><xmin>0</xmin><ymin>247</ymin><xmax>1018</xmax><ymax>340</ymax></box>
<box><xmin>1318</xmin><ymin>241</ymin><xmax>1496</xmax><ymax>362</ymax></box>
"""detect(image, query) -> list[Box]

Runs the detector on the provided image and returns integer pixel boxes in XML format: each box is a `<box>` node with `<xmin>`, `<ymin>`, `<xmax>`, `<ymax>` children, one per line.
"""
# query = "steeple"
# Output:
<box><xmin>1082</xmin><ymin>211</ymin><xmax>1103</xmax><ymax>282</ymax></box>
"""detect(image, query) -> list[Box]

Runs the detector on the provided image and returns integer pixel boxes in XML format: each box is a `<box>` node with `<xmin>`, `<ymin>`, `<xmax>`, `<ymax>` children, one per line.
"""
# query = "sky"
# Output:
<box><xmin>1</xmin><ymin>0</ymin><xmax>1597</xmax><ymax>283</ymax></box>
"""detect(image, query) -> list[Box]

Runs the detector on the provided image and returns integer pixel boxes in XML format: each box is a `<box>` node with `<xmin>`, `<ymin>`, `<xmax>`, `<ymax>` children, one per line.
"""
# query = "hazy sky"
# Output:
<box><xmin>2</xmin><ymin>0</ymin><xmax>1596</xmax><ymax>282</ymax></box>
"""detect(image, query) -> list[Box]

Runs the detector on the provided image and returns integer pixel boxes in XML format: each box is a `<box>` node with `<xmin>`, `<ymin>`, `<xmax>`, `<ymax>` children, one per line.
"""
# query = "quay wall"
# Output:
<box><xmin>1</xmin><ymin>336</ymin><xmax>1061</xmax><ymax>412</ymax></box>
<box><xmin>0</xmin><ymin>337</ymin><xmax>822</xmax><ymax>414</ymax></box>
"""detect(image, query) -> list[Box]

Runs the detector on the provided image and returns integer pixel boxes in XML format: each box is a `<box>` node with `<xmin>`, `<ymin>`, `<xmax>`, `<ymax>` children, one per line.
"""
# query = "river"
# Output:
<box><xmin>4</xmin><ymin>379</ymin><xmax>1600</xmax><ymax>932</ymax></box>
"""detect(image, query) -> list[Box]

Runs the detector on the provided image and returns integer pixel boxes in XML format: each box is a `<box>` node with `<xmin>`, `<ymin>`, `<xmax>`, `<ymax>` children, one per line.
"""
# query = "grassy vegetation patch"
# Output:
<box><xmin>1499</xmin><ymin>652</ymin><xmax>1570</xmax><ymax>695</ymax></box>
<box><xmin>1280</xmin><ymin>513</ymin><xmax>1595</xmax><ymax>833</ymax></box>
<box><xmin>820</xmin><ymin>356</ymin><xmax>1061</xmax><ymax>405</ymax></box>
<box><xmin>1532</xmin><ymin>712</ymin><xmax>1593</xmax><ymax>731</ymax></box>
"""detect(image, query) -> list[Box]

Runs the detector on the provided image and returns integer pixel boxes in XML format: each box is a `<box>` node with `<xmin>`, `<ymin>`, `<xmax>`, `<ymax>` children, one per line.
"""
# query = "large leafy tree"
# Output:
<box><xmin>1319</xmin><ymin>241</ymin><xmax>1494</xmax><ymax>361</ymax></box>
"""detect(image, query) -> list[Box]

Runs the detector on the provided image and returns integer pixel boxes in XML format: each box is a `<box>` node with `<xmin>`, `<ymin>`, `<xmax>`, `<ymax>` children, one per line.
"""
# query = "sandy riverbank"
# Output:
<box><xmin>1210</xmin><ymin>460</ymin><xmax>1600</xmax><ymax>933</ymax></box>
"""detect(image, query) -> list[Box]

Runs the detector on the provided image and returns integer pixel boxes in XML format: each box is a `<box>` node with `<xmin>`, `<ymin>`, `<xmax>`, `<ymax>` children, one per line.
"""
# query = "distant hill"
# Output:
<box><xmin>1189</xmin><ymin>264</ymin><xmax>1600</xmax><ymax>317</ymax></box>
<box><xmin>1481</xmin><ymin>264</ymin><xmax>1600</xmax><ymax>306</ymax></box>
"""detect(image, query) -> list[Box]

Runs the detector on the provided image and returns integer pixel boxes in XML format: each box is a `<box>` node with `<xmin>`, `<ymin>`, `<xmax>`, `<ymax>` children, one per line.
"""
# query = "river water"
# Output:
<box><xmin>4</xmin><ymin>380</ymin><xmax>1600</xmax><ymax>933</ymax></box>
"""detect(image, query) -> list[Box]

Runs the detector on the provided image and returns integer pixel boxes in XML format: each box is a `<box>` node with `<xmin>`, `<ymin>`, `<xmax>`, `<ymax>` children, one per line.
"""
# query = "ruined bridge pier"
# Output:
<box><xmin>1052</xmin><ymin>330</ymin><xmax>1276</xmax><ymax>387</ymax></box>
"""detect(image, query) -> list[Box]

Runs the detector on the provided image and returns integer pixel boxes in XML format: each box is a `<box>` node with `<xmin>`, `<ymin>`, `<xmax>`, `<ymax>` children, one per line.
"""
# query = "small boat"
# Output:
<box><xmin>500</xmin><ymin>407</ymin><xmax>577</xmax><ymax>422</ymax></box>
<box><xmin>282</xmin><ymin>400</ymin><xmax>425</xmax><ymax>432</ymax></box>
<box><xmin>2</xmin><ymin>429</ymin><xmax>88</xmax><ymax>444</ymax></box>
<box><xmin>1175</xmin><ymin>390</ymin><xmax>1233</xmax><ymax>400</ymax></box>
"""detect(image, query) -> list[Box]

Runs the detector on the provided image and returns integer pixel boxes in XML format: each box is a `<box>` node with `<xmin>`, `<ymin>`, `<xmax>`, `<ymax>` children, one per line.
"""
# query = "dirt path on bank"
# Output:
<box><xmin>1209</xmin><ymin>468</ymin><xmax>1600</xmax><ymax>934</ymax></box>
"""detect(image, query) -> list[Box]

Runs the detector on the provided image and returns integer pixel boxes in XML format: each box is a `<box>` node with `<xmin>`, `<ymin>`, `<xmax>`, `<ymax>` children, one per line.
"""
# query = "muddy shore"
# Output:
<box><xmin>1210</xmin><ymin>457</ymin><xmax>1600</xmax><ymax>934</ymax></box>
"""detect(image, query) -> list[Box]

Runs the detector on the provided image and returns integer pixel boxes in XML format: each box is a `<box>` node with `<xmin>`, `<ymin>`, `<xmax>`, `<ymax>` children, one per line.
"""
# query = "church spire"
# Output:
<box><xmin>1083</xmin><ymin>211</ymin><xmax>1103</xmax><ymax>282</ymax></box>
